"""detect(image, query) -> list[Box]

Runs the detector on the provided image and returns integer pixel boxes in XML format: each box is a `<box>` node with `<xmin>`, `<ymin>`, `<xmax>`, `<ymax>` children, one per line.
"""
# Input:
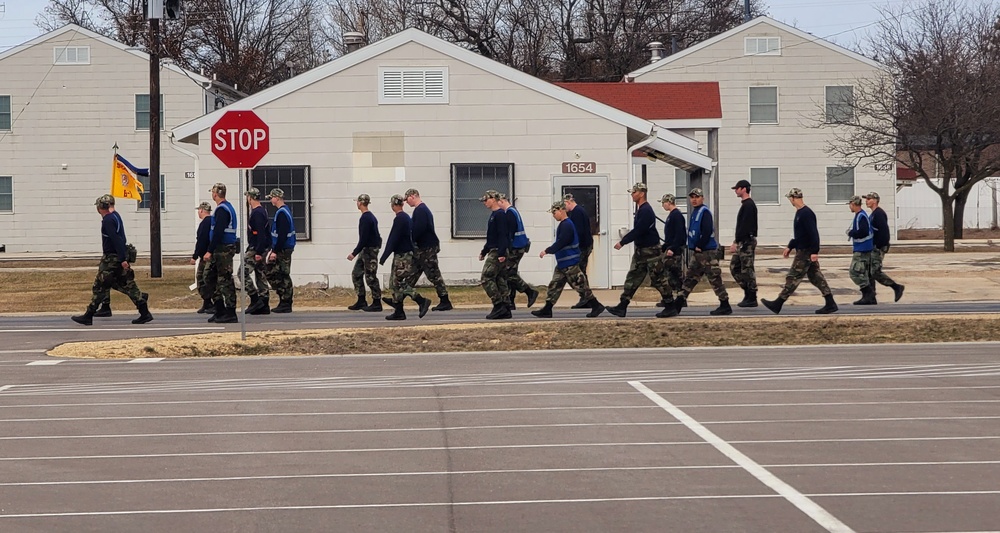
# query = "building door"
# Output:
<box><xmin>553</xmin><ymin>175</ymin><xmax>610</xmax><ymax>288</ymax></box>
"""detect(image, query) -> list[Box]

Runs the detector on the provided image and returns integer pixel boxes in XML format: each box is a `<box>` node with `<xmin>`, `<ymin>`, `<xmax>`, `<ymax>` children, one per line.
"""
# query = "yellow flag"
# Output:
<box><xmin>111</xmin><ymin>154</ymin><xmax>145</xmax><ymax>201</ymax></box>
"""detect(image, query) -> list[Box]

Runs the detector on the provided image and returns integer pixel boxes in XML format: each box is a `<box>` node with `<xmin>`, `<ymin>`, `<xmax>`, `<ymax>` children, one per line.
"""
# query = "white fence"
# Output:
<box><xmin>896</xmin><ymin>177</ymin><xmax>1000</xmax><ymax>229</ymax></box>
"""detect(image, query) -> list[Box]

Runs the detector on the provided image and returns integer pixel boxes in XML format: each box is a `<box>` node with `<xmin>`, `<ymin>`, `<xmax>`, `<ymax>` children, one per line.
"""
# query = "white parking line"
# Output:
<box><xmin>127</xmin><ymin>358</ymin><xmax>164</xmax><ymax>363</ymax></box>
<box><xmin>0</xmin><ymin>385</ymin><xmax>13</xmax><ymax>392</ymax></box>
<box><xmin>0</xmin><ymin>349</ymin><xmax>46</xmax><ymax>354</ymax></box>
<box><xmin>26</xmin><ymin>360</ymin><xmax>62</xmax><ymax>366</ymax></box>
<box><xmin>630</xmin><ymin>380</ymin><xmax>855</xmax><ymax>533</ymax></box>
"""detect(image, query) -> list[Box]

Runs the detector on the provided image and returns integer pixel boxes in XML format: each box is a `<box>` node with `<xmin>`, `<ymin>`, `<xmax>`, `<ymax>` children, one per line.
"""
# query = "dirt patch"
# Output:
<box><xmin>48</xmin><ymin>315</ymin><xmax>1000</xmax><ymax>359</ymax></box>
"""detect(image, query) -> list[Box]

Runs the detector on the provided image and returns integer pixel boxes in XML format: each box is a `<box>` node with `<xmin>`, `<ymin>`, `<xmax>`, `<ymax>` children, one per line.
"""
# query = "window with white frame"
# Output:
<box><xmin>0</xmin><ymin>95</ymin><xmax>11</xmax><ymax>130</ymax></box>
<box><xmin>135</xmin><ymin>94</ymin><xmax>164</xmax><ymax>130</ymax></box>
<box><xmin>53</xmin><ymin>46</ymin><xmax>90</xmax><ymax>65</ymax></box>
<box><xmin>451</xmin><ymin>163</ymin><xmax>513</xmax><ymax>238</ymax></box>
<box><xmin>138</xmin><ymin>174</ymin><xmax>166</xmax><ymax>210</ymax></box>
<box><xmin>249</xmin><ymin>166</ymin><xmax>311</xmax><ymax>241</ymax></box>
<box><xmin>749</xmin><ymin>167</ymin><xmax>779</xmax><ymax>204</ymax></box>
<box><xmin>379</xmin><ymin>67</ymin><xmax>449</xmax><ymax>104</ymax></box>
<box><xmin>744</xmin><ymin>37</ymin><xmax>780</xmax><ymax>56</ymax></box>
<box><xmin>0</xmin><ymin>176</ymin><xmax>12</xmax><ymax>212</ymax></box>
<box><xmin>825</xmin><ymin>86</ymin><xmax>854</xmax><ymax>123</ymax></box>
<box><xmin>826</xmin><ymin>166</ymin><xmax>855</xmax><ymax>203</ymax></box>
<box><xmin>749</xmin><ymin>86</ymin><xmax>778</xmax><ymax>124</ymax></box>
<box><xmin>674</xmin><ymin>169</ymin><xmax>690</xmax><ymax>208</ymax></box>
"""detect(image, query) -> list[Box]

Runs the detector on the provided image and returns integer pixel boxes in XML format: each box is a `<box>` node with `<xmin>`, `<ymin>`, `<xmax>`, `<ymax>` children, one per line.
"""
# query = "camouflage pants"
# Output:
<box><xmin>388</xmin><ymin>251</ymin><xmax>420</xmax><ymax>304</ymax></box>
<box><xmin>620</xmin><ymin>245</ymin><xmax>669</xmax><ymax>302</ymax></box>
<box><xmin>480</xmin><ymin>249</ymin><xmax>510</xmax><ymax>305</ymax></box>
<box><xmin>870</xmin><ymin>245</ymin><xmax>896</xmax><ymax>287</ymax></box>
<box><xmin>413</xmin><ymin>246</ymin><xmax>449</xmax><ymax>298</ymax></box>
<box><xmin>241</xmin><ymin>245</ymin><xmax>270</xmax><ymax>298</ymax></box>
<box><xmin>849</xmin><ymin>251</ymin><xmax>873</xmax><ymax>289</ymax></box>
<box><xmin>352</xmin><ymin>247</ymin><xmax>382</xmax><ymax>300</ymax></box>
<box><xmin>196</xmin><ymin>259</ymin><xmax>211</xmax><ymax>301</ymax></box>
<box><xmin>651</xmin><ymin>252</ymin><xmax>684</xmax><ymax>300</ymax></box>
<box><xmin>545</xmin><ymin>264</ymin><xmax>593</xmax><ymax>305</ymax></box>
<box><xmin>203</xmin><ymin>244</ymin><xmax>237</xmax><ymax>308</ymax></box>
<box><xmin>265</xmin><ymin>249</ymin><xmax>294</xmax><ymax>304</ymax></box>
<box><xmin>505</xmin><ymin>243</ymin><xmax>531</xmax><ymax>294</ymax></box>
<box><xmin>729</xmin><ymin>238</ymin><xmax>758</xmax><ymax>291</ymax></box>
<box><xmin>778</xmin><ymin>250</ymin><xmax>832</xmax><ymax>299</ymax></box>
<box><xmin>578</xmin><ymin>245</ymin><xmax>593</xmax><ymax>283</ymax></box>
<box><xmin>681</xmin><ymin>249</ymin><xmax>729</xmax><ymax>301</ymax></box>
<box><xmin>88</xmin><ymin>254</ymin><xmax>145</xmax><ymax>311</ymax></box>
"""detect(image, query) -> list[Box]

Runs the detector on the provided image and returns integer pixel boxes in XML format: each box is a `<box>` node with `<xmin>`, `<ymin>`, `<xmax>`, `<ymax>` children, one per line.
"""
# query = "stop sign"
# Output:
<box><xmin>211</xmin><ymin>110</ymin><xmax>270</xmax><ymax>169</ymax></box>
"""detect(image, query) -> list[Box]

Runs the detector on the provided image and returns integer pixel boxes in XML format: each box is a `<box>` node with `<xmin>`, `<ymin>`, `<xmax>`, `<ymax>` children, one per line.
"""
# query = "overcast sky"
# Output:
<box><xmin>0</xmin><ymin>0</ymin><xmax>925</xmax><ymax>54</ymax></box>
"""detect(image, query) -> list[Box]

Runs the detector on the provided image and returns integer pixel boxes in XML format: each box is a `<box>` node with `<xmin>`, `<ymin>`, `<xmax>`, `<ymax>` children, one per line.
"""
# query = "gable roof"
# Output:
<box><xmin>172</xmin><ymin>28</ymin><xmax>712</xmax><ymax>171</ymax></box>
<box><xmin>628</xmin><ymin>16</ymin><xmax>881</xmax><ymax>79</ymax></box>
<box><xmin>556</xmin><ymin>82</ymin><xmax>721</xmax><ymax>120</ymax></box>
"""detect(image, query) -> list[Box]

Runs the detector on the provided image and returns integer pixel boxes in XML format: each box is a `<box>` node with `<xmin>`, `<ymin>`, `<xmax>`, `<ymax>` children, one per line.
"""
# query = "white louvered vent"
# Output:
<box><xmin>53</xmin><ymin>46</ymin><xmax>91</xmax><ymax>65</ymax></box>
<box><xmin>379</xmin><ymin>67</ymin><xmax>448</xmax><ymax>104</ymax></box>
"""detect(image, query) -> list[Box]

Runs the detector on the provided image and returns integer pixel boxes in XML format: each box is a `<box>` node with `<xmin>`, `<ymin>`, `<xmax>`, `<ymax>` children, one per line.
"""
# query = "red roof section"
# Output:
<box><xmin>897</xmin><ymin>166</ymin><xmax>919</xmax><ymax>180</ymax></box>
<box><xmin>556</xmin><ymin>82</ymin><xmax>722</xmax><ymax>120</ymax></box>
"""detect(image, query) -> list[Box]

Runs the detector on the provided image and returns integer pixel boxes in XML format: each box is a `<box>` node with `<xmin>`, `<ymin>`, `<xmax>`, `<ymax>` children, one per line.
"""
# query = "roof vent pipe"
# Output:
<box><xmin>344</xmin><ymin>32</ymin><xmax>365</xmax><ymax>53</ymax></box>
<box><xmin>648</xmin><ymin>41</ymin><xmax>665</xmax><ymax>63</ymax></box>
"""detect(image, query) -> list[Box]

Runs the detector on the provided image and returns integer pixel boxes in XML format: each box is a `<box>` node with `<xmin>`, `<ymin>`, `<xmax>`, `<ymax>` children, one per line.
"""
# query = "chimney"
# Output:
<box><xmin>648</xmin><ymin>41</ymin><xmax>665</xmax><ymax>63</ymax></box>
<box><xmin>344</xmin><ymin>32</ymin><xmax>365</xmax><ymax>53</ymax></box>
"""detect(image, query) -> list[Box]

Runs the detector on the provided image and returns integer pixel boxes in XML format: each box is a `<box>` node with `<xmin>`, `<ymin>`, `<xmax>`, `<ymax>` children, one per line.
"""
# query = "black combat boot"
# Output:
<box><xmin>272</xmin><ymin>299</ymin><xmax>293</xmax><ymax>313</ymax></box>
<box><xmin>245</xmin><ymin>294</ymin><xmax>260</xmax><ymax>314</ymax></box>
<box><xmin>216</xmin><ymin>307</ymin><xmax>239</xmax><ymax>324</ymax></box>
<box><xmin>94</xmin><ymin>301</ymin><xmax>113</xmax><ymax>317</ymax></box>
<box><xmin>606</xmin><ymin>298</ymin><xmax>629</xmax><ymax>318</ymax></box>
<box><xmin>816</xmin><ymin>294</ymin><xmax>839</xmax><ymax>314</ymax></box>
<box><xmin>761</xmin><ymin>296</ymin><xmax>786</xmax><ymax>315</ymax></box>
<box><xmin>710</xmin><ymin>300</ymin><xmax>733</xmax><ymax>316</ymax></box>
<box><xmin>531</xmin><ymin>302</ymin><xmax>554</xmax><ymax>318</ymax></box>
<box><xmin>486</xmin><ymin>303</ymin><xmax>512</xmax><ymax>320</ymax></box>
<box><xmin>854</xmin><ymin>285</ymin><xmax>877</xmax><ymax>305</ymax></box>
<box><xmin>385</xmin><ymin>301</ymin><xmax>406</xmax><ymax>320</ymax></box>
<box><xmin>249</xmin><ymin>297</ymin><xmax>270</xmax><ymax>315</ymax></box>
<box><xmin>347</xmin><ymin>294</ymin><xmax>367</xmax><ymax>311</ymax></box>
<box><xmin>656</xmin><ymin>304</ymin><xmax>679</xmax><ymax>318</ymax></box>
<box><xmin>132</xmin><ymin>300</ymin><xmax>154</xmax><ymax>324</ymax></box>
<box><xmin>71</xmin><ymin>308</ymin><xmax>96</xmax><ymax>326</ymax></box>
<box><xmin>571</xmin><ymin>298</ymin><xmax>589</xmax><ymax>309</ymax></box>
<box><xmin>208</xmin><ymin>300</ymin><xmax>225</xmax><ymax>323</ymax></box>
<box><xmin>363</xmin><ymin>299</ymin><xmax>383</xmax><ymax>312</ymax></box>
<box><xmin>737</xmin><ymin>290</ymin><xmax>758</xmax><ymax>308</ymax></box>
<box><xmin>525</xmin><ymin>287</ymin><xmax>539</xmax><ymax>308</ymax></box>
<box><xmin>507</xmin><ymin>296</ymin><xmax>516</xmax><ymax>311</ymax></box>
<box><xmin>197</xmin><ymin>298</ymin><xmax>213</xmax><ymax>314</ymax></box>
<box><xmin>432</xmin><ymin>295</ymin><xmax>453</xmax><ymax>311</ymax></box>
<box><xmin>673</xmin><ymin>295</ymin><xmax>688</xmax><ymax>314</ymax></box>
<box><xmin>586</xmin><ymin>298</ymin><xmax>606</xmax><ymax>318</ymax></box>
<box><xmin>892</xmin><ymin>283</ymin><xmax>905</xmax><ymax>302</ymax></box>
<box><xmin>415</xmin><ymin>294</ymin><xmax>432</xmax><ymax>318</ymax></box>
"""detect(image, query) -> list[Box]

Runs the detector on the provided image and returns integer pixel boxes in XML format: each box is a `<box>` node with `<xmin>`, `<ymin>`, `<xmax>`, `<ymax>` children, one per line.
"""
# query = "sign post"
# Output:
<box><xmin>211</xmin><ymin>110</ymin><xmax>270</xmax><ymax>340</ymax></box>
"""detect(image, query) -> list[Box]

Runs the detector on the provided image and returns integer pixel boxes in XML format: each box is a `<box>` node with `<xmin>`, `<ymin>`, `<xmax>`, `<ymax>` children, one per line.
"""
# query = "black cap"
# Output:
<box><xmin>732</xmin><ymin>179</ymin><xmax>751</xmax><ymax>191</ymax></box>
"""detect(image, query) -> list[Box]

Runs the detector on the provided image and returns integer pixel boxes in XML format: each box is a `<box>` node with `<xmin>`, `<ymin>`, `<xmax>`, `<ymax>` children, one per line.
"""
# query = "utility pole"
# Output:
<box><xmin>148</xmin><ymin>1</ymin><xmax>163</xmax><ymax>278</ymax></box>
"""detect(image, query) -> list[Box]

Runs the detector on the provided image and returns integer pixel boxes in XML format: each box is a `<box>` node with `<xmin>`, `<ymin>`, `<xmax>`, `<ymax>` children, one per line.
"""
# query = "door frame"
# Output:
<box><xmin>552</xmin><ymin>174</ymin><xmax>611</xmax><ymax>289</ymax></box>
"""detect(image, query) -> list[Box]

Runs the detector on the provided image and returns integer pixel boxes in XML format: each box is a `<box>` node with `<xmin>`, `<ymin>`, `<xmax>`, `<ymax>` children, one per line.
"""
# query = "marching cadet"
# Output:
<box><xmin>730</xmin><ymin>179</ymin><xmax>759</xmax><ymax>307</ymax></box>
<box><xmin>762</xmin><ymin>188</ymin><xmax>839</xmax><ymax>314</ymax></box>
<box><xmin>380</xmin><ymin>194</ymin><xmax>432</xmax><ymax>320</ymax></box>
<box><xmin>672</xmin><ymin>188</ymin><xmax>731</xmax><ymax>316</ymax></box>
<box><xmin>479</xmin><ymin>190</ymin><xmax>511</xmax><ymax>320</ymax></box>
<box><xmin>190</xmin><ymin>201</ymin><xmax>214</xmax><ymax>314</ymax></box>
<box><xmin>865</xmin><ymin>192</ymin><xmax>905</xmax><ymax>302</ymax></box>
<box><xmin>846</xmin><ymin>195</ymin><xmax>876</xmax><ymax>305</ymax></box>
<box><xmin>203</xmin><ymin>183</ymin><xmax>239</xmax><ymax>323</ymax></box>
<box><xmin>72</xmin><ymin>195</ymin><xmax>152</xmax><ymax>326</ymax></box>
<box><xmin>606</xmin><ymin>183</ymin><xmax>671</xmax><ymax>317</ymax></box>
<box><xmin>347</xmin><ymin>194</ymin><xmax>383</xmax><ymax>312</ymax></box>
<box><xmin>243</xmin><ymin>187</ymin><xmax>271</xmax><ymax>315</ymax></box>
<box><xmin>499</xmin><ymin>193</ymin><xmax>540</xmax><ymax>309</ymax></box>
<box><xmin>264</xmin><ymin>188</ymin><xmax>296</xmax><ymax>313</ymax></box>
<box><xmin>653</xmin><ymin>193</ymin><xmax>686</xmax><ymax>318</ymax></box>
<box><xmin>563</xmin><ymin>193</ymin><xmax>595</xmax><ymax>309</ymax></box>
<box><xmin>532</xmin><ymin>201</ymin><xmax>605</xmax><ymax>318</ymax></box>
<box><xmin>405</xmin><ymin>188</ymin><xmax>453</xmax><ymax>311</ymax></box>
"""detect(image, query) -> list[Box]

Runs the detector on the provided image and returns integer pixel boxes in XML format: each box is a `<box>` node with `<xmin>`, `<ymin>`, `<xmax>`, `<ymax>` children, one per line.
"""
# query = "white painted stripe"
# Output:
<box><xmin>630</xmin><ymin>381</ymin><xmax>855</xmax><ymax>533</ymax></box>
<box><xmin>26</xmin><ymin>360</ymin><xmax>62</xmax><ymax>366</ymax></box>
<box><xmin>127</xmin><ymin>358</ymin><xmax>164</xmax><ymax>363</ymax></box>
<box><xmin>0</xmin><ymin>349</ymin><xmax>46</xmax><ymax>354</ymax></box>
<box><xmin>676</xmin><ymin>399</ymin><xmax>1000</xmax><ymax>408</ymax></box>
<box><xmin>0</xmin><ymin>385</ymin><xmax>13</xmax><ymax>392</ymax></box>
<box><xmin>0</xmin><ymin>327</ymin><xmax>224</xmax><ymax>333</ymax></box>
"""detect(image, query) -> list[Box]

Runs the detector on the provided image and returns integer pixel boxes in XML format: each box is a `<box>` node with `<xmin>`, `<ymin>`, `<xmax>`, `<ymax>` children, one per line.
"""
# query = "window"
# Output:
<box><xmin>826</xmin><ymin>166</ymin><xmax>855</xmax><ymax>203</ymax></box>
<box><xmin>825</xmin><ymin>86</ymin><xmax>854</xmax><ymax>123</ymax></box>
<box><xmin>135</xmin><ymin>94</ymin><xmax>164</xmax><ymax>130</ymax></box>
<box><xmin>0</xmin><ymin>176</ymin><xmax>11</xmax><ymax>212</ymax></box>
<box><xmin>249</xmin><ymin>166</ymin><xmax>311</xmax><ymax>241</ymax></box>
<box><xmin>749</xmin><ymin>168</ymin><xmax>779</xmax><ymax>204</ymax></box>
<box><xmin>451</xmin><ymin>163</ymin><xmax>513</xmax><ymax>238</ymax></box>
<box><xmin>674</xmin><ymin>169</ymin><xmax>690</xmax><ymax>208</ymax></box>
<box><xmin>744</xmin><ymin>37</ymin><xmax>780</xmax><ymax>56</ymax></box>
<box><xmin>379</xmin><ymin>67</ymin><xmax>449</xmax><ymax>104</ymax></box>
<box><xmin>138</xmin><ymin>174</ymin><xmax>166</xmax><ymax>210</ymax></box>
<box><xmin>0</xmin><ymin>95</ymin><xmax>10</xmax><ymax>130</ymax></box>
<box><xmin>560</xmin><ymin>185</ymin><xmax>600</xmax><ymax>236</ymax></box>
<box><xmin>53</xmin><ymin>46</ymin><xmax>90</xmax><ymax>64</ymax></box>
<box><xmin>749</xmin><ymin>87</ymin><xmax>778</xmax><ymax>124</ymax></box>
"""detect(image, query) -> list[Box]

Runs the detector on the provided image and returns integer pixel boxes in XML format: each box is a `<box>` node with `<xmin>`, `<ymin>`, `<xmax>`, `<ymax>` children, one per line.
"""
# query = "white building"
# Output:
<box><xmin>0</xmin><ymin>25</ymin><xmax>241</xmax><ymax>254</ymax></box>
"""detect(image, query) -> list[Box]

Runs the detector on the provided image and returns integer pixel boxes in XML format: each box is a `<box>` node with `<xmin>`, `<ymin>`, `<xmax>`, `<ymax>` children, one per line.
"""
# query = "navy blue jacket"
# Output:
<box><xmin>568</xmin><ymin>204</ymin><xmax>594</xmax><ymax>249</ymax></box>
<box><xmin>663</xmin><ymin>208</ymin><xmax>686</xmax><ymax>254</ymax></box>
<box><xmin>546</xmin><ymin>219</ymin><xmax>581</xmax><ymax>269</ymax></box>
<box><xmin>380</xmin><ymin>210</ymin><xmax>414</xmax><ymax>265</ymax></box>
<box><xmin>247</xmin><ymin>204</ymin><xmax>270</xmax><ymax>255</ymax></box>
<box><xmin>734</xmin><ymin>198</ymin><xmax>758</xmax><ymax>242</ymax></box>
<box><xmin>482</xmin><ymin>209</ymin><xmax>509</xmax><ymax>258</ymax></box>
<box><xmin>193</xmin><ymin>216</ymin><xmax>211</xmax><ymax>259</ymax></box>
<box><xmin>870</xmin><ymin>206</ymin><xmax>891</xmax><ymax>248</ymax></box>
<box><xmin>788</xmin><ymin>206</ymin><xmax>821</xmax><ymax>254</ymax></box>
<box><xmin>353</xmin><ymin>211</ymin><xmax>382</xmax><ymax>256</ymax></box>
<box><xmin>411</xmin><ymin>203</ymin><xmax>440</xmax><ymax>249</ymax></box>
<box><xmin>620</xmin><ymin>202</ymin><xmax>659</xmax><ymax>248</ymax></box>
<box><xmin>208</xmin><ymin>200</ymin><xmax>237</xmax><ymax>251</ymax></box>
<box><xmin>101</xmin><ymin>211</ymin><xmax>128</xmax><ymax>260</ymax></box>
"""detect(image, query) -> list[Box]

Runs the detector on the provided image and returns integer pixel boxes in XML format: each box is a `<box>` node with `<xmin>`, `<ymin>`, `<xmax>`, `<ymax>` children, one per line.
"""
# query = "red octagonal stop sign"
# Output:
<box><xmin>211</xmin><ymin>110</ymin><xmax>270</xmax><ymax>169</ymax></box>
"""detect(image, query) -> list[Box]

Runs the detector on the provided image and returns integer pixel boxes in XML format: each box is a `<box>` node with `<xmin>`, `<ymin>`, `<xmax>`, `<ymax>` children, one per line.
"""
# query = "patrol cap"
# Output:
<box><xmin>785</xmin><ymin>187</ymin><xmax>804</xmax><ymax>199</ymax></box>
<box><xmin>732</xmin><ymin>179</ymin><xmax>751</xmax><ymax>190</ymax></box>
<box><xmin>628</xmin><ymin>183</ymin><xmax>648</xmax><ymax>193</ymax></box>
<box><xmin>196</xmin><ymin>201</ymin><xmax>212</xmax><ymax>211</ymax></box>
<box><xmin>210</xmin><ymin>183</ymin><xmax>227</xmax><ymax>195</ymax></box>
<box><xmin>479</xmin><ymin>190</ymin><xmax>501</xmax><ymax>202</ymax></box>
<box><xmin>390</xmin><ymin>194</ymin><xmax>405</xmax><ymax>206</ymax></box>
<box><xmin>562</xmin><ymin>193</ymin><xmax>575</xmax><ymax>201</ymax></box>
<box><xmin>245</xmin><ymin>187</ymin><xmax>260</xmax><ymax>199</ymax></box>
<box><xmin>847</xmin><ymin>195</ymin><xmax>863</xmax><ymax>206</ymax></box>
<box><xmin>265</xmin><ymin>188</ymin><xmax>284</xmax><ymax>199</ymax></box>
<box><xmin>95</xmin><ymin>194</ymin><xmax>115</xmax><ymax>208</ymax></box>
<box><xmin>548</xmin><ymin>200</ymin><xmax>567</xmax><ymax>213</ymax></box>
<box><xmin>356</xmin><ymin>194</ymin><xmax>371</xmax><ymax>205</ymax></box>
<box><xmin>403</xmin><ymin>188</ymin><xmax>420</xmax><ymax>198</ymax></box>
<box><xmin>660</xmin><ymin>193</ymin><xmax>676</xmax><ymax>204</ymax></box>
<box><xmin>688</xmin><ymin>188</ymin><xmax>704</xmax><ymax>198</ymax></box>
<box><xmin>498</xmin><ymin>192</ymin><xmax>509</xmax><ymax>201</ymax></box>
<box><xmin>864</xmin><ymin>191</ymin><xmax>880</xmax><ymax>200</ymax></box>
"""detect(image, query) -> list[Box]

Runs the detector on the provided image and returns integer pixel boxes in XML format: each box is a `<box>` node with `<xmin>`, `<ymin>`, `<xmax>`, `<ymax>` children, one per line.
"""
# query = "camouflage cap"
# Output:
<box><xmin>356</xmin><ymin>194</ymin><xmax>371</xmax><ymax>205</ymax></box>
<box><xmin>864</xmin><ymin>191</ymin><xmax>881</xmax><ymax>200</ymax></box>
<box><xmin>265</xmin><ymin>188</ymin><xmax>284</xmax><ymax>199</ymax></box>
<box><xmin>245</xmin><ymin>187</ymin><xmax>260</xmax><ymax>199</ymax></box>
<box><xmin>196</xmin><ymin>201</ymin><xmax>213</xmax><ymax>211</ymax></box>
<box><xmin>562</xmin><ymin>193</ymin><xmax>575</xmax><ymax>201</ymax></box>
<box><xmin>660</xmin><ymin>193</ymin><xmax>677</xmax><ymax>204</ymax></box>
<box><xmin>785</xmin><ymin>187</ymin><xmax>804</xmax><ymax>199</ymax></box>
<box><xmin>498</xmin><ymin>192</ymin><xmax>509</xmax><ymax>201</ymax></box>
<box><xmin>688</xmin><ymin>188</ymin><xmax>704</xmax><ymax>198</ymax></box>
<box><xmin>210</xmin><ymin>182</ymin><xmax>227</xmax><ymax>194</ymax></box>
<box><xmin>390</xmin><ymin>194</ymin><xmax>406</xmax><ymax>206</ymax></box>
<box><xmin>403</xmin><ymin>188</ymin><xmax>420</xmax><ymax>198</ymax></box>
<box><xmin>847</xmin><ymin>195</ymin><xmax>864</xmax><ymax>206</ymax></box>
<box><xmin>548</xmin><ymin>200</ymin><xmax>567</xmax><ymax>213</ymax></box>
<box><xmin>628</xmin><ymin>182</ymin><xmax>648</xmax><ymax>193</ymax></box>
<box><xmin>95</xmin><ymin>194</ymin><xmax>115</xmax><ymax>208</ymax></box>
<box><xmin>479</xmin><ymin>190</ymin><xmax>501</xmax><ymax>202</ymax></box>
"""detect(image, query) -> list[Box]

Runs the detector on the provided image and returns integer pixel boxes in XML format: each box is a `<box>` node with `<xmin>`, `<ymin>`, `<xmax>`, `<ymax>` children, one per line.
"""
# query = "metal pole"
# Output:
<box><xmin>149</xmin><ymin>16</ymin><xmax>162</xmax><ymax>278</ymax></box>
<box><xmin>238</xmin><ymin>169</ymin><xmax>246</xmax><ymax>341</ymax></box>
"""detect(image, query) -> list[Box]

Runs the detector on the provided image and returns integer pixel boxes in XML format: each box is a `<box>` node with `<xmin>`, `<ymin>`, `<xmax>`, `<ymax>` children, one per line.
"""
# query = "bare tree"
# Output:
<box><xmin>822</xmin><ymin>0</ymin><xmax>1000</xmax><ymax>251</ymax></box>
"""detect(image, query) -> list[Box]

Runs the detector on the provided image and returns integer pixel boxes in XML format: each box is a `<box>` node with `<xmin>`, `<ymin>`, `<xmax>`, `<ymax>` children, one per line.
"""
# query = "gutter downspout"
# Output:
<box><xmin>168</xmin><ymin>132</ymin><xmax>200</xmax><ymax>232</ymax></box>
